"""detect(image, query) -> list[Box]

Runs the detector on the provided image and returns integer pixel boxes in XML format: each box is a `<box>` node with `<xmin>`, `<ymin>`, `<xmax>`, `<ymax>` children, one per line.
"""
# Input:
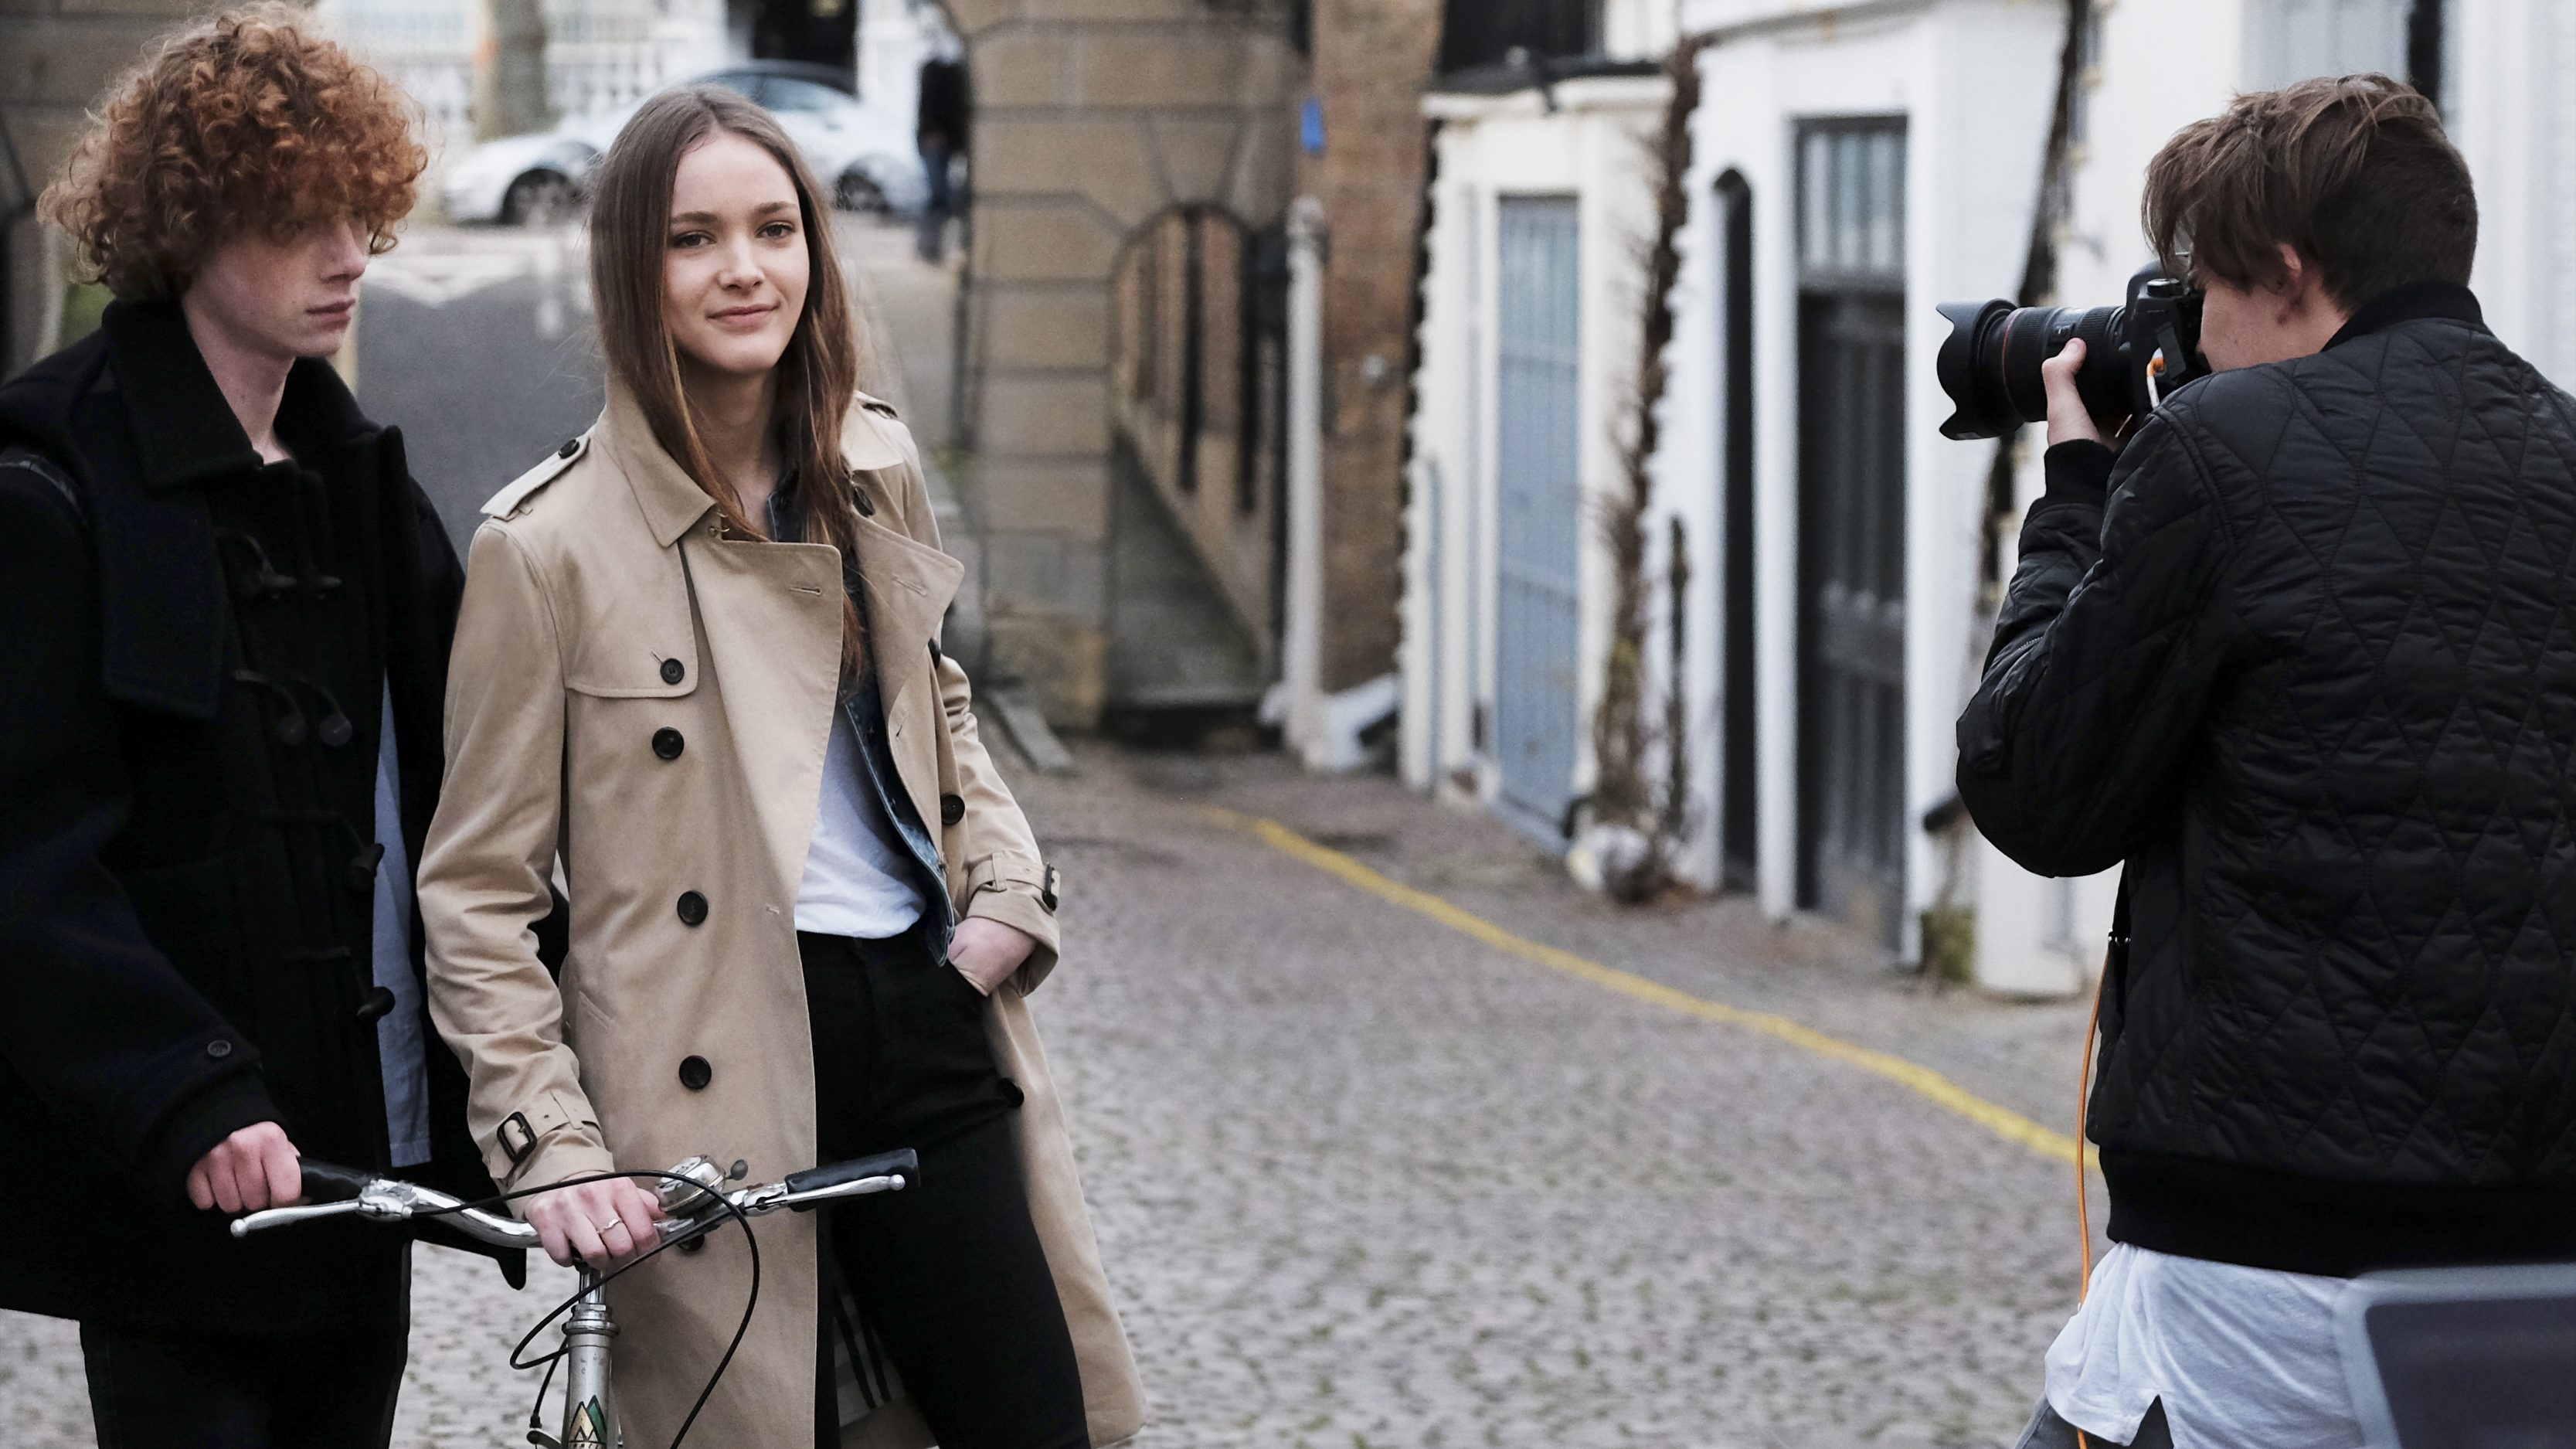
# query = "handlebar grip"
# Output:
<box><xmin>782</xmin><ymin>1148</ymin><xmax>918</xmax><ymax>1209</ymax></box>
<box><xmin>297</xmin><ymin>1159</ymin><xmax>379</xmax><ymax>1203</ymax></box>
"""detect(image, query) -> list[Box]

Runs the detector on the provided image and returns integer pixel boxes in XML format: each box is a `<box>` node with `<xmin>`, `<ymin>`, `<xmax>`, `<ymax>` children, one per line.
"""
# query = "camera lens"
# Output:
<box><xmin>1935</xmin><ymin>300</ymin><xmax>2129</xmax><ymax>440</ymax></box>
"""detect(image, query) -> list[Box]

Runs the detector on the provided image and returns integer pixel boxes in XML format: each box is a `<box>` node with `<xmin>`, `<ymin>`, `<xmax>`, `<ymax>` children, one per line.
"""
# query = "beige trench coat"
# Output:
<box><xmin>416</xmin><ymin>384</ymin><xmax>1144</xmax><ymax>1448</ymax></box>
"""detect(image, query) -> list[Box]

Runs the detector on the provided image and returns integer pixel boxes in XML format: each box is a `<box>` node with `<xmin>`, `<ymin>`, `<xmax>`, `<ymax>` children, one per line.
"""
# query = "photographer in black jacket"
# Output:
<box><xmin>1961</xmin><ymin>77</ymin><xmax>2576</xmax><ymax>1448</ymax></box>
<box><xmin>0</xmin><ymin>10</ymin><xmax>529</xmax><ymax>1446</ymax></box>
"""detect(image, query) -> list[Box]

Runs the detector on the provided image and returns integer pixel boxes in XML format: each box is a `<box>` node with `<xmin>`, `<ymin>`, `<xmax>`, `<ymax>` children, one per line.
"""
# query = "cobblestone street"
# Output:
<box><xmin>3</xmin><ymin>739</ymin><xmax>2096</xmax><ymax>1448</ymax></box>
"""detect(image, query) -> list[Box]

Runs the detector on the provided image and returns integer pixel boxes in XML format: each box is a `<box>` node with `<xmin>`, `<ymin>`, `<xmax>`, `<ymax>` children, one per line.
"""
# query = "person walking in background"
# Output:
<box><xmin>1961</xmin><ymin>76</ymin><xmax>2576</xmax><ymax>1449</ymax></box>
<box><xmin>915</xmin><ymin>43</ymin><xmax>970</xmax><ymax>264</ymax></box>
<box><xmin>416</xmin><ymin>86</ymin><xmax>1144</xmax><ymax>1449</ymax></box>
<box><xmin>0</xmin><ymin>9</ymin><xmax>526</xmax><ymax>1445</ymax></box>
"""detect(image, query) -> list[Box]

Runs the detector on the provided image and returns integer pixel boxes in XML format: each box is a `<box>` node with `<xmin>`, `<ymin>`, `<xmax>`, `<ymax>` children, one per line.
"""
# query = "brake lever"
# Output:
<box><xmin>231</xmin><ymin>1198</ymin><xmax>367</xmax><ymax>1238</ymax></box>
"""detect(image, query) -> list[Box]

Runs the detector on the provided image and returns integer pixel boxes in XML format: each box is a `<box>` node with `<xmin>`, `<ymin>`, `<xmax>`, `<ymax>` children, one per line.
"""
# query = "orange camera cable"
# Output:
<box><xmin>2071</xmin><ymin>956</ymin><xmax>2109</xmax><ymax>1449</ymax></box>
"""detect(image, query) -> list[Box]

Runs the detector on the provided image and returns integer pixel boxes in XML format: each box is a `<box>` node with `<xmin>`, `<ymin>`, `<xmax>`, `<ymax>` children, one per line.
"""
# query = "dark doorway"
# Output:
<box><xmin>751</xmin><ymin>0</ymin><xmax>855</xmax><ymax>71</ymax></box>
<box><xmin>1794</xmin><ymin>120</ymin><xmax>1908</xmax><ymax>949</ymax></box>
<box><xmin>1113</xmin><ymin>207</ymin><xmax>1256</xmax><ymax>508</ymax></box>
<box><xmin>2407</xmin><ymin>0</ymin><xmax>2447</xmax><ymax>113</ymax></box>
<box><xmin>1715</xmin><ymin>171</ymin><xmax>1757</xmax><ymax>893</ymax></box>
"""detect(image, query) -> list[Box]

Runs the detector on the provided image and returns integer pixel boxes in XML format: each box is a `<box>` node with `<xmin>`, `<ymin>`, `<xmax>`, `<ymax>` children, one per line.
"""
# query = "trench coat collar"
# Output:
<box><xmin>596</xmin><ymin>383</ymin><xmax>720</xmax><ymax>548</ymax></box>
<box><xmin>597</xmin><ymin>383</ymin><xmax>960</xmax><ymax>709</ymax></box>
<box><xmin>849</xmin><ymin>500</ymin><xmax>961</xmax><ymax>716</ymax></box>
<box><xmin>594</xmin><ymin>383</ymin><xmax>916</xmax><ymax>549</ymax></box>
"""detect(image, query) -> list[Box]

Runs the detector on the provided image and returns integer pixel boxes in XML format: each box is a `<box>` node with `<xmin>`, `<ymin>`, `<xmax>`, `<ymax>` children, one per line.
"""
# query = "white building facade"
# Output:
<box><xmin>1406</xmin><ymin>0</ymin><xmax>2572</xmax><ymax>992</ymax></box>
<box><xmin>1656</xmin><ymin>0</ymin><xmax>2065</xmax><ymax>964</ymax></box>
<box><xmin>1402</xmin><ymin>2</ymin><xmax>1680</xmax><ymax>845</ymax></box>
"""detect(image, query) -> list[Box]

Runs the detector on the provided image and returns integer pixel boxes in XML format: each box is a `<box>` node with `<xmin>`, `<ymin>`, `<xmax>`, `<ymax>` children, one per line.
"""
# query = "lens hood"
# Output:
<box><xmin>1935</xmin><ymin>298</ymin><xmax>2015</xmax><ymax>440</ymax></box>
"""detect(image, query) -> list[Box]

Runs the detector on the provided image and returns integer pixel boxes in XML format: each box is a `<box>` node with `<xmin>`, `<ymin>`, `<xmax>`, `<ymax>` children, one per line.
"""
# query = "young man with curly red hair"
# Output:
<box><xmin>0</xmin><ymin>8</ymin><xmax>530</xmax><ymax>1444</ymax></box>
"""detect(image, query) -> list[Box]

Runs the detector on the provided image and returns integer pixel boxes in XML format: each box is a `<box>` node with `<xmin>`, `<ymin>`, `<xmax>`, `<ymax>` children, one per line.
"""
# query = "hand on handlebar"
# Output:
<box><xmin>524</xmin><ymin>1175</ymin><xmax>665</xmax><ymax>1270</ymax></box>
<box><xmin>188</xmin><ymin>1122</ymin><xmax>302</xmax><ymax>1213</ymax></box>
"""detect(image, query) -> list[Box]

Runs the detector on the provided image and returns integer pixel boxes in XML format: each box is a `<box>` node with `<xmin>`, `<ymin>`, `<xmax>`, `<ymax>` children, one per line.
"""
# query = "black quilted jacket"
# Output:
<box><xmin>1959</xmin><ymin>283</ymin><xmax>2576</xmax><ymax>1277</ymax></box>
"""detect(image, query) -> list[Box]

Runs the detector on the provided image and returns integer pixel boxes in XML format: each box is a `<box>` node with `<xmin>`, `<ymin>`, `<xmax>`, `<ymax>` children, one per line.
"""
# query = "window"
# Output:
<box><xmin>2244</xmin><ymin>0</ymin><xmax>2410</xmax><ymax>90</ymax></box>
<box><xmin>1797</xmin><ymin>124</ymin><xmax>1905</xmax><ymax>286</ymax></box>
<box><xmin>1437</xmin><ymin>0</ymin><xmax>1603</xmax><ymax>74</ymax></box>
<box><xmin>1112</xmin><ymin>209</ymin><xmax>1254</xmax><ymax>501</ymax></box>
<box><xmin>1793</xmin><ymin>119</ymin><xmax>1909</xmax><ymax>947</ymax></box>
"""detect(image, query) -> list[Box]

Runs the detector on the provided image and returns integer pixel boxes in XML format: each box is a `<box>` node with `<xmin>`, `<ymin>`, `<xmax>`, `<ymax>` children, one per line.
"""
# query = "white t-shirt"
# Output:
<box><xmin>795</xmin><ymin>702</ymin><xmax>925</xmax><ymax>939</ymax></box>
<box><xmin>2044</xmin><ymin>1243</ymin><xmax>2367</xmax><ymax>1449</ymax></box>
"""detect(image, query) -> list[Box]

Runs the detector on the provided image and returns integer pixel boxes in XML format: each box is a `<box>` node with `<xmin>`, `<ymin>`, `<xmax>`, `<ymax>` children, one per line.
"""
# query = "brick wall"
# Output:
<box><xmin>1303</xmin><ymin>0</ymin><xmax>1440</xmax><ymax>693</ymax></box>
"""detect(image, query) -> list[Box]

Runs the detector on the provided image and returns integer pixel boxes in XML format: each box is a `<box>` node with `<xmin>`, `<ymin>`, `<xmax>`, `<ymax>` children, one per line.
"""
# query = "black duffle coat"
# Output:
<box><xmin>0</xmin><ymin>300</ymin><xmax>523</xmax><ymax>1333</ymax></box>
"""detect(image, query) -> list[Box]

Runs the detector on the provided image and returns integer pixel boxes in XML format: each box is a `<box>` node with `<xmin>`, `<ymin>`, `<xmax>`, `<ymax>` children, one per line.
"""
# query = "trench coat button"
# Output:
<box><xmin>652</xmin><ymin>727</ymin><xmax>685</xmax><ymax>761</ymax></box>
<box><xmin>205</xmin><ymin>1039</ymin><xmax>234</xmax><ymax>1060</ymax></box>
<box><xmin>354</xmin><ymin>986</ymin><xmax>397</xmax><ymax>1024</ymax></box>
<box><xmin>940</xmin><ymin>794</ymin><xmax>965</xmax><ymax>827</ymax></box>
<box><xmin>678</xmin><ymin>1055</ymin><xmax>712</xmax><ymax>1091</ymax></box>
<box><xmin>556</xmin><ymin>437</ymin><xmax>580</xmax><ymax>459</ymax></box>
<box><xmin>661</xmin><ymin>658</ymin><xmax>685</xmax><ymax>686</ymax></box>
<box><xmin>676</xmin><ymin>890</ymin><xmax>709</xmax><ymax>926</ymax></box>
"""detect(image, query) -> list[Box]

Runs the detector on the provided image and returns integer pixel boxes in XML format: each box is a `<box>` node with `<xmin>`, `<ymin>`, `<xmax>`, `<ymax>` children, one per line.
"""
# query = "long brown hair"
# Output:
<box><xmin>589</xmin><ymin>85</ymin><xmax>872</xmax><ymax>679</ymax></box>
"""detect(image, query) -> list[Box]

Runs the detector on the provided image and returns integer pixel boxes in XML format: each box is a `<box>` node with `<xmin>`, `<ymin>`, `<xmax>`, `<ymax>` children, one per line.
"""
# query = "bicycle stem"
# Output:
<box><xmin>557</xmin><ymin>1270</ymin><xmax>620</xmax><ymax>1448</ymax></box>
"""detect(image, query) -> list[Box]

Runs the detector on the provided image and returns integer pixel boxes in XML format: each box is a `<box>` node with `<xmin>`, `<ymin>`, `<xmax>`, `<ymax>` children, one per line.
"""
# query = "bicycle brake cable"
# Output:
<box><xmin>409</xmin><ymin>1168</ymin><xmax>761</xmax><ymax>1449</ymax></box>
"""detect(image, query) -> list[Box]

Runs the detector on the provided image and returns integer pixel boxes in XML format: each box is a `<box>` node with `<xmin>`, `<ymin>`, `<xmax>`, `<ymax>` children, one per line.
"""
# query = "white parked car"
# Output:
<box><xmin>443</xmin><ymin>62</ymin><xmax>927</xmax><ymax>226</ymax></box>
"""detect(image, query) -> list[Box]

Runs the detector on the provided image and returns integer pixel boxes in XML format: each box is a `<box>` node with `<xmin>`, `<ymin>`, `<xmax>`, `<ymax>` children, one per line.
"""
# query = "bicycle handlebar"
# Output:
<box><xmin>229</xmin><ymin>1150</ymin><xmax>919</xmax><ymax>1250</ymax></box>
<box><xmin>297</xmin><ymin>1158</ymin><xmax>379</xmax><ymax>1202</ymax></box>
<box><xmin>782</xmin><ymin>1148</ymin><xmax>919</xmax><ymax>1209</ymax></box>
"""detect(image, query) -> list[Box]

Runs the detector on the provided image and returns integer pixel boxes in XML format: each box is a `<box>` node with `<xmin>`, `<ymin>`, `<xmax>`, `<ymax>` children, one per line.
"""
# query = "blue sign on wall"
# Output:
<box><xmin>1301</xmin><ymin>94</ymin><xmax>1326</xmax><ymax>156</ymax></box>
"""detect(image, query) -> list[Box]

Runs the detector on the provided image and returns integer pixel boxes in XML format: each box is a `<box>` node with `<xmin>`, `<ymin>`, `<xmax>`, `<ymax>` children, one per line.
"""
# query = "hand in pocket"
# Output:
<box><xmin>945</xmin><ymin>917</ymin><xmax>1035</xmax><ymax>995</ymax></box>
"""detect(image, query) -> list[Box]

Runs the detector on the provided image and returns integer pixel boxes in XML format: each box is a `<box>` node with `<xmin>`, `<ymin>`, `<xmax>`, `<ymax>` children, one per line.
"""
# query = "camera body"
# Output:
<box><xmin>1935</xmin><ymin>264</ymin><xmax>2208</xmax><ymax>440</ymax></box>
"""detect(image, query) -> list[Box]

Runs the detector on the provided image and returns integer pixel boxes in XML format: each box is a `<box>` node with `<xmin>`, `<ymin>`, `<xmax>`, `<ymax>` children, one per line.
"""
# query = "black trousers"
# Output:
<box><xmin>79</xmin><ymin>1290</ymin><xmax>408</xmax><ymax>1449</ymax></box>
<box><xmin>799</xmin><ymin>928</ymin><xmax>1087</xmax><ymax>1449</ymax></box>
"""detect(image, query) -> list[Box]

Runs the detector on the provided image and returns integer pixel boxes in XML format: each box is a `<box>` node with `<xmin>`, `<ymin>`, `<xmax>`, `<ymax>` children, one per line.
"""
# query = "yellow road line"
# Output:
<box><xmin>1206</xmin><ymin>805</ymin><xmax>2093</xmax><ymax>1170</ymax></box>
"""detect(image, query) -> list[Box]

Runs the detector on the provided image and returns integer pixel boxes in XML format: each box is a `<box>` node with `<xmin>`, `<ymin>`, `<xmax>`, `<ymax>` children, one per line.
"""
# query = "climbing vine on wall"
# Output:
<box><xmin>1584</xmin><ymin>38</ymin><xmax>1708</xmax><ymax>904</ymax></box>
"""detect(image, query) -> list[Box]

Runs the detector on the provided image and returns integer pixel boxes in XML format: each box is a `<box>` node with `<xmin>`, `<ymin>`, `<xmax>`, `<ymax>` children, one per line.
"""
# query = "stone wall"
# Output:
<box><xmin>946</xmin><ymin>0</ymin><xmax>1301</xmax><ymax>724</ymax></box>
<box><xmin>0</xmin><ymin>0</ymin><xmax>201</xmax><ymax>372</ymax></box>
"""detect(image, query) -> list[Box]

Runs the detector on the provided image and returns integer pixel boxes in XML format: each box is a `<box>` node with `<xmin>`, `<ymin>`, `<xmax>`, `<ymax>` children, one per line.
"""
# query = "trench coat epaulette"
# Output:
<box><xmin>480</xmin><ymin>431</ymin><xmax>591</xmax><ymax>520</ymax></box>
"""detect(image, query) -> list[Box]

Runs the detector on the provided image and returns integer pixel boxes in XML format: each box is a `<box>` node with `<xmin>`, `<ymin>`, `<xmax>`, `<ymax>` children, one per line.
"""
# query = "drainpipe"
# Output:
<box><xmin>1281</xmin><ymin>196</ymin><xmax>1328</xmax><ymax>765</ymax></box>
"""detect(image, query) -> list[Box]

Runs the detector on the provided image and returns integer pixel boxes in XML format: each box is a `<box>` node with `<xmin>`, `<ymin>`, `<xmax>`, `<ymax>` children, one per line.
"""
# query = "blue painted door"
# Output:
<box><xmin>1494</xmin><ymin>197</ymin><xmax>1583</xmax><ymax>838</ymax></box>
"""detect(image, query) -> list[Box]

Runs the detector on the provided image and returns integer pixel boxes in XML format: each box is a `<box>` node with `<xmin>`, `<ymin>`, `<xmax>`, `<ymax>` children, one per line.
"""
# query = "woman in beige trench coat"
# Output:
<box><xmin>415</xmin><ymin>88</ymin><xmax>1141</xmax><ymax>1449</ymax></box>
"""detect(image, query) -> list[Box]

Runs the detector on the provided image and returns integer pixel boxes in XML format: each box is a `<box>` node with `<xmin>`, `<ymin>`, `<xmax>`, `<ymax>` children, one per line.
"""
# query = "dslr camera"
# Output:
<box><xmin>1935</xmin><ymin>264</ymin><xmax>2208</xmax><ymax>440</ymax></box>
